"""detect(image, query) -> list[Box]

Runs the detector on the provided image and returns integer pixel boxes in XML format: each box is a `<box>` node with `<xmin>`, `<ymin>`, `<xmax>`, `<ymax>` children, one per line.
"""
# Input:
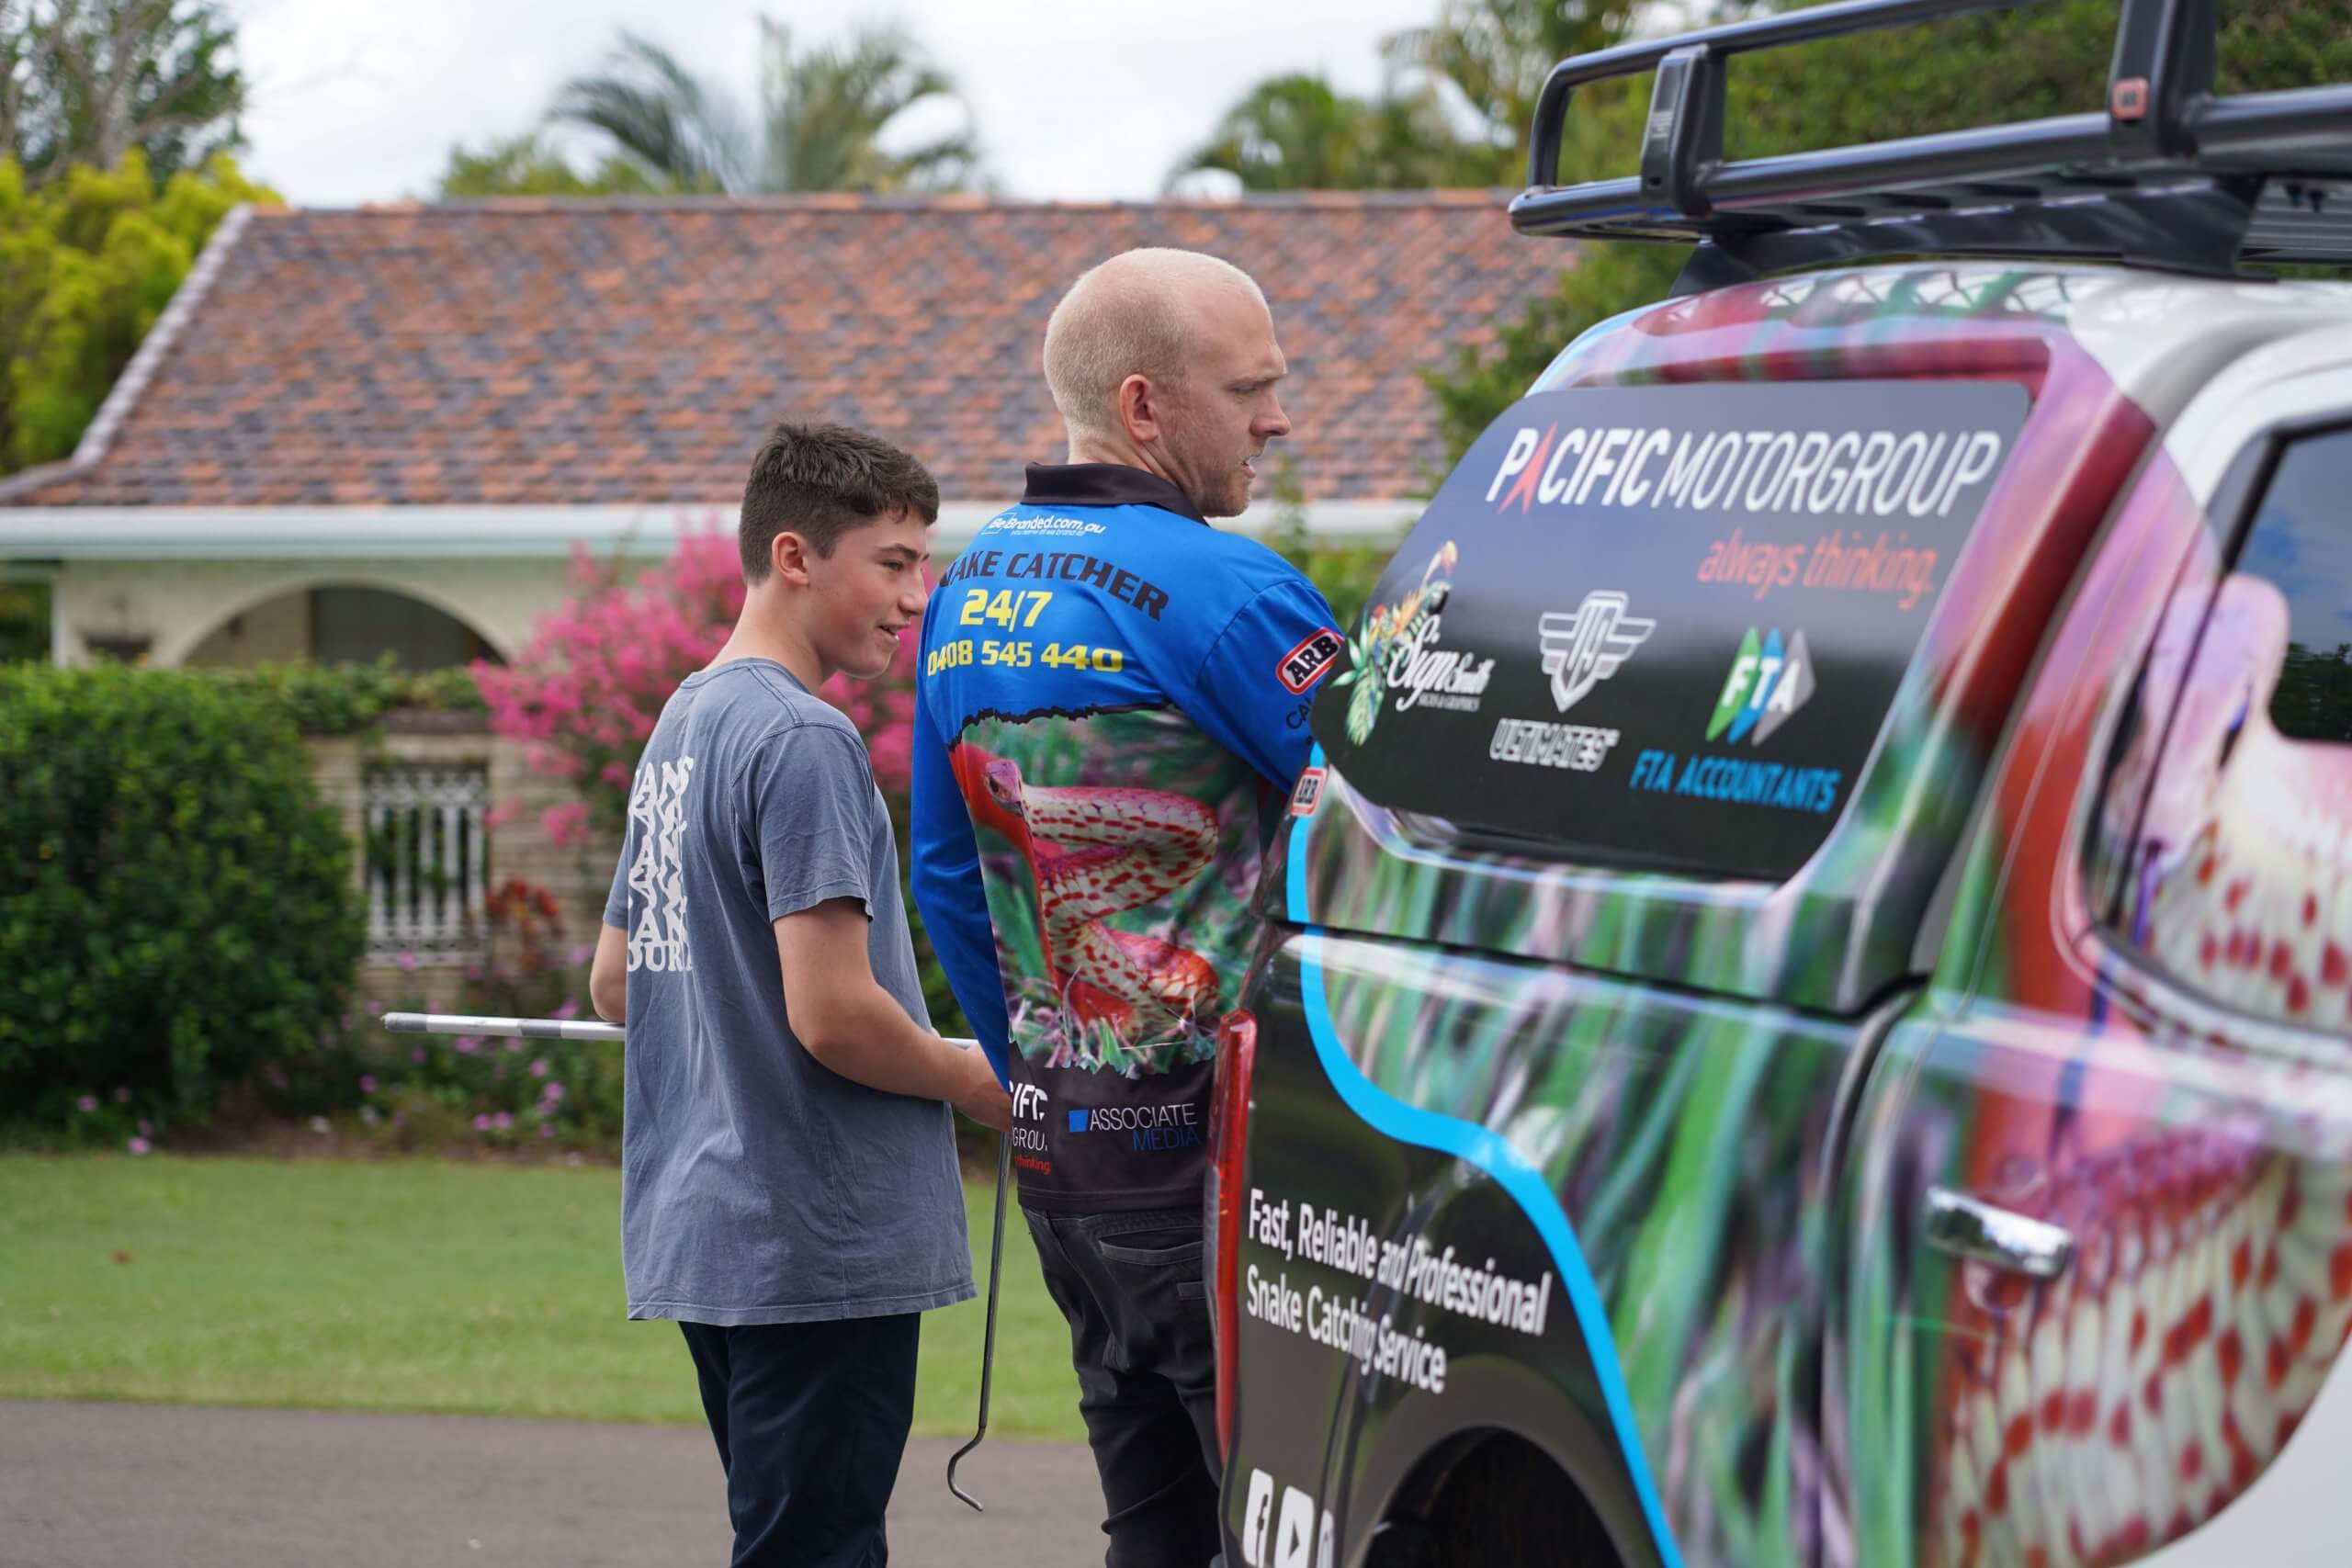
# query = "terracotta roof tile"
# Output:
<box><xmin>6</xmin><ymin>194</ymin><xmax>1572</xmax><ymax>509</ymax></box>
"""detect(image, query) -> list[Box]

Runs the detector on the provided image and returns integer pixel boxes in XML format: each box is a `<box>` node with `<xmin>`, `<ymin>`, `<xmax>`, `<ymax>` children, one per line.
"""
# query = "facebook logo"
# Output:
<box><xmin>1067</xmin><ymin>1109</ymin><xmax>1090</xmax><ymax>1133</ymax></box>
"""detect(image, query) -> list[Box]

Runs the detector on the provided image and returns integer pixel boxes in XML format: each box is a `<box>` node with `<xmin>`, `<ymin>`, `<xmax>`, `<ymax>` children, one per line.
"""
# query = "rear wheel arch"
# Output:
<box><xmin>1361</xmin><ymin>1427</ymin><xmax>1626</xmax><ymax>1568</ymax></box>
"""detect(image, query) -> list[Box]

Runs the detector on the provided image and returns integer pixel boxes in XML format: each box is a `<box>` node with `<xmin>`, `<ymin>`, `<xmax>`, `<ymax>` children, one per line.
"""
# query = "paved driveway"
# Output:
<box><xmin>0</xmin><ymin>1402</ymin><xmax>1103</xmax><ymax>1567</ymax></box>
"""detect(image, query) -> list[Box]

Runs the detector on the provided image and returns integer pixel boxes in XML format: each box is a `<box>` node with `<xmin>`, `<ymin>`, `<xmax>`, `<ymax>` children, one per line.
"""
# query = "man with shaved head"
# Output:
<box><xmin>1042</xmin><ymin>248</ymin><xmax>1283</xmax><ymax>520</ymax></box>
<box><xmin>911</xmin><ymin>248</ymin><xmax>1340</xmax><ymax>1565</ymax></box>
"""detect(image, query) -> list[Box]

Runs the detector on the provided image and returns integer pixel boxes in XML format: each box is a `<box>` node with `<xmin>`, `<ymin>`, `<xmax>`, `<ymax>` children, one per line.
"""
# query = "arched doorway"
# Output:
<box><xmin>185</xmin><ymin>582</ymin><xmax>503</xmax><ymax>670</ymax></box>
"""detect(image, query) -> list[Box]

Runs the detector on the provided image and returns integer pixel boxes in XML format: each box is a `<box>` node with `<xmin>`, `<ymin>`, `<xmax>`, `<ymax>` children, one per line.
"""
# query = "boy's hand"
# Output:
<box><xmin>952</xmin><ymin>1052</ymin><xmax>1014</xmax><ymax>1132</ymax></box>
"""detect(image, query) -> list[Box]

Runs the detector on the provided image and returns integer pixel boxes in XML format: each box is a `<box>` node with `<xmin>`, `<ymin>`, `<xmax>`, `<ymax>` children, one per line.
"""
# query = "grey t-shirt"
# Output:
<box><xmin>603</xmin><ymin>658</ymin><xmax>974</xmax><ymax>1325</ymax></box>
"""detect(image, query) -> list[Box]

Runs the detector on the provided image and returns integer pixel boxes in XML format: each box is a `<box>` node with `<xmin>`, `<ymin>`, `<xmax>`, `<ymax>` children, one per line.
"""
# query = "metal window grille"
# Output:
<box><xmin>364</xmin><ymin>762</ymin><xmax>491</xmax><ymax>964</ymax></box>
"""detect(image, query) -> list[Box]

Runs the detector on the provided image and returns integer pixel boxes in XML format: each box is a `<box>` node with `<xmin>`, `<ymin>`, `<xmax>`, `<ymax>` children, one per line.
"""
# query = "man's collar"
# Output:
<box><xmin>1020</xmin><ymin>463</ymin><xmax>1205</xmax><ymax>525</ymax></box>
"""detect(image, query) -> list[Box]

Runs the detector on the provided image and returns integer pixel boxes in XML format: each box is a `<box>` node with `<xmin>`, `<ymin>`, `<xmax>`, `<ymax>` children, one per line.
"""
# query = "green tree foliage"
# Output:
<box><xmin>0</xmin><ymin>663</ymin><xmax>363</xmax><ymax>1131</ymax></box>
<box><xmin>1172</xmin><ymin>72</ymin><xmax>1498</xmax><ymax>191</ymax></box>
<box><xmin>1176</xmin><ymin>0</ymin><xmax>1648</xmax><ymax>190</ymax></box>
<box><xmin>0</xmin><ymin>0</ymin><xmax>245</xmax><ymax>186</ymax></box>
<box><xmin>0</xmin><ymin>578</ymin><xmax>48</xmax><ymax>660</ymax></box>
<box><xmin>0</xmin><ymin>149</ymin><xmax>269</xmax><ymax>473</ymax></box>
<box><xmin>1727</xmin><ymin>0</ymin><xmax>2352</xmax><ymax>160</ymax></box>
<box><xmin>1385</xmin><ymin>0</ymin><xmax>1650</xmax><ymax>174</ymax></box>
<box><xmin>1426</xmin><ymin>0</ymin><xmax>2352</xmax><ymax>464</ymax></box>
<box><xmin>2273</xmin><ymin>643</ymin><xmax>2352</xmax><ymax>744</ymax></box>
<box><xmin>1425</xmin><ymin>242</ymin><xmax>1684</xmax><ymax>463</ymax></box>
<box><xmin>749</xmin><ymin>20</ymin><xmax>978</xmax><ymax>193</ymax></box>
<box><xmin>436</xmin><ymin>132</ymin><xmax>679</xmax><ymax>198</ymax></box>
<box><xmin>1256</xmin><ymin>459</ymin><xmax>1408</xmax><ymax>631</ymax></box>
<box><xmin>198</xmin><ymin>656</ymin><xmax>487</xmax><ymax>737</ymax></box>
<box><xmin>539</xmin><ymin>18</ymin><xmax>980</xmax><ymax>196</ymax></box>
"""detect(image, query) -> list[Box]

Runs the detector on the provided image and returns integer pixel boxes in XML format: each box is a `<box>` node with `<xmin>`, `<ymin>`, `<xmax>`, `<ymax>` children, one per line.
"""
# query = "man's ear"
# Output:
<box><xmin>770</xmin><ymin>528</ymin><xmax>817</xmax><ymax>587</ymax></box>
<box><xmin>1117</xmin><ymin>373</ymin><xmax>1162</xmax><ymax>448</ymax></box>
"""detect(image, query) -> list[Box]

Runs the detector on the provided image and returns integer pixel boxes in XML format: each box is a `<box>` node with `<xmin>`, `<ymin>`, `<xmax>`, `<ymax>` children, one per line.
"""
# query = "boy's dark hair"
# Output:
<box><xmin>739</xmin><ymin>422</ymin><xmax>940</xmax><ymax>581</ymax></box>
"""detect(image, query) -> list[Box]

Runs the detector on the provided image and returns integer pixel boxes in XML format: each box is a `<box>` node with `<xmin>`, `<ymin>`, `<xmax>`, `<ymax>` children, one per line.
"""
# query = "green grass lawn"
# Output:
<box><xmin>0</xmin><ymin>1155</ymin><xmax>1083</xmax><ymax>1441</ymax></box>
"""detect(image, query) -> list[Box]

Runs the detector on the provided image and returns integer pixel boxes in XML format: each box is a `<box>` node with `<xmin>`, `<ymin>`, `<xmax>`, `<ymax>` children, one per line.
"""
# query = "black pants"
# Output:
<box><xmin>677</xmin><ymin>1314</ymin><xmax>920</xmax><ymax>1568</ymax></box>
<box><xmin>1025</xmin><ymin>1206</ymin><xmax>1222</xmax><ymax>1568</ymax></box>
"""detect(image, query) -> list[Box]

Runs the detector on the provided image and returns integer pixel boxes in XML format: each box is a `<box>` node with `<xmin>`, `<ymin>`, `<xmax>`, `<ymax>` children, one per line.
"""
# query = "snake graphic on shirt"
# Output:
<box><xmin>951</xmin><ymin>706</ymin><xmax>1266</xmax><ymax>1076</ymax></box>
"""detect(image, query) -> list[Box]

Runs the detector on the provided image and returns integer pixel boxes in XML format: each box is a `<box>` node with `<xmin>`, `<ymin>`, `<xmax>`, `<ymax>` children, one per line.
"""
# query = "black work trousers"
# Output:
<box><xmin>1024</xmin><ymin>1205</ymin><xmax>1222</xmax><ymax>1568</ymax></box>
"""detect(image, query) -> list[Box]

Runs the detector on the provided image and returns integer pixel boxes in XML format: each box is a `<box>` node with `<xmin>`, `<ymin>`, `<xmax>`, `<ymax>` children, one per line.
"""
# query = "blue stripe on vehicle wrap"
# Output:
<box><xmin>1283</xmin><ymin>755</ymin><xmax>1681</xmax><ymax>1567</ymax></box>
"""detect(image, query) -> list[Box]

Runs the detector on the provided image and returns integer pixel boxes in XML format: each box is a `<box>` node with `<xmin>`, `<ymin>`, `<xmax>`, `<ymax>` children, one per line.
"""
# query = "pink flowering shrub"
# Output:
<box><xmin>475</xmin><ymin>520</ymin><xmax>971</xmax><ymax>1054</ymax></box>
<box><xmin>471</xmin><ymin>523</ymin><xmax>920</xmax><ymax>843</ymax></box>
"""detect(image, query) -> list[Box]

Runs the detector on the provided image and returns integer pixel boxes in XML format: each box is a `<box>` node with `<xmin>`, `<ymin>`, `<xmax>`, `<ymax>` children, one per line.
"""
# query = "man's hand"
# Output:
<box><xmin>950</xmin><ymin>1050</ymin><xmax>1013</xmax><ymax>1132</ymax></box>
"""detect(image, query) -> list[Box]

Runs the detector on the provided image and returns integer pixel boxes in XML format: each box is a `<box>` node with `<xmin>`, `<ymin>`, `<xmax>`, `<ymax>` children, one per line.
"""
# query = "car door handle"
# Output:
<box><xmin>1923</xmin><ymin>1186</ymin><xmax>2074</xmax><ymax>1280</ymax></box>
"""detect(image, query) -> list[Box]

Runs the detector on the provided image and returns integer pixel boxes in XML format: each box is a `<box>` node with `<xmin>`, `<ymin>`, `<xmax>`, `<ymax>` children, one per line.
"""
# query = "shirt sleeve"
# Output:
<box><xmin>741</xmin><ymin>726</ymin><xmax>879</xmax><ymax>922</ymax></box>
<box><xmin>1169</xmin><ymin>574</ymin><xmax>1342</xmax><ymax>791</ymax></box>
<box><xmin>602</xmin><ymin>830</ymin><xmax>632</xmax><ymax>930</ymax></box>
<box><xmin>908</xmin><ymin>682</ymin><xmax>1013</xmax><ymax>1089</ymax></box>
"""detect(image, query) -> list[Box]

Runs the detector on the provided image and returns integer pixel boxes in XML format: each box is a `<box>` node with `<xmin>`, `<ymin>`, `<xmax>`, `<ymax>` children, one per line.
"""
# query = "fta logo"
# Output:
<box><xmin>1708</xmin><ymin>626</ymin><xmax>1815</xmax><ymax>745</ymax></box>
<box><xmin>1537</xmin><ymin>591</ymin><xmax>1655</xmax><ymax>714</ymax></box>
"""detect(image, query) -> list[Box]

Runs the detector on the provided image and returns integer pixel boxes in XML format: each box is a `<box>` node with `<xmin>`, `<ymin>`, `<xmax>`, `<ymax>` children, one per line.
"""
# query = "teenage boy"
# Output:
<box><xmin>591</xmin><ymin>421</ymin><xmax>1012</xmax><ymax>1568</ymax></box>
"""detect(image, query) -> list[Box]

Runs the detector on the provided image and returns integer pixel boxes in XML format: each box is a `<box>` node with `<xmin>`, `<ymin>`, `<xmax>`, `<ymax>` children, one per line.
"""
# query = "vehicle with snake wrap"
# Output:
<box><xmin>1204</xmin><ymin>3</ymin><xmax>2352</xmax><ymax>1565</ymax></box>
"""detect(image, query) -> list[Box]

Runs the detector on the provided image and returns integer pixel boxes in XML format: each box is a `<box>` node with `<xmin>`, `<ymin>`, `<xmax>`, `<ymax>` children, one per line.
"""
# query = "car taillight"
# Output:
<box><xmin>1206</xmin><ymin>1006</ymin><xmax>1257</xmax><ymax>1462</ymax></box>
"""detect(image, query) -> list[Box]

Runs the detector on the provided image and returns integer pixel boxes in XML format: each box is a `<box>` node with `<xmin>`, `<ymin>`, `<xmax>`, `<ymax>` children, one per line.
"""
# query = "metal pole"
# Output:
<box><xmin>384</xmin><ymin>1011</ymin><xmax>625</xmax><ymax>1045</ymax></box>
<box><xmin>947</xmin><ymin>1132</ymin><xmax>1012</xmax><ymax>1513</ymax></box>
<box><xmin>381</xmin><ymin>1011</ymin><xmax>1008</xmax><ymax>1510</ymax></box>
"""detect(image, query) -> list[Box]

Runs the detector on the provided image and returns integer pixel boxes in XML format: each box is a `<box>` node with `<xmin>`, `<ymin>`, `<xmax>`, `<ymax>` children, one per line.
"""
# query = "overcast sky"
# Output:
<box><xmin>232</xmin><ymin>0</ymin><xmax>1447</xmax><ymax>207</ymax></box>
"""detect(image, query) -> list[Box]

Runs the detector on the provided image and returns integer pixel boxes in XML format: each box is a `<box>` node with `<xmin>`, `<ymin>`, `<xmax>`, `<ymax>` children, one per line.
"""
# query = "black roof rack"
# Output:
<box><xmin>1510</xmin><ymin>0</ymin><xmax>2352</xmax><ymax>289</ymax></box>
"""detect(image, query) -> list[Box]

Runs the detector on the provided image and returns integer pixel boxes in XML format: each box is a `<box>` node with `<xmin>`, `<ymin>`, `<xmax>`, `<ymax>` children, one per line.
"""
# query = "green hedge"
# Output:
<box><xmin>198</xmin><ymin>657</ymin><xmax>486</xmax><ymax>737</ymax></box>
<box><xmin>0</xmin><ymin>664</ymin><xmax>364</xmax><ymax>1134</ymax></box>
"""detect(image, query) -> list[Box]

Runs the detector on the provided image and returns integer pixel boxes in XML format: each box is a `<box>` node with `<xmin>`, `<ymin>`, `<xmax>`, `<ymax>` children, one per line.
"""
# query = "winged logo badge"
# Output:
<box><xmin>1537</xmin><ymin>592</ymin><xmax>1655</xmax><ymax>714</ymax></box>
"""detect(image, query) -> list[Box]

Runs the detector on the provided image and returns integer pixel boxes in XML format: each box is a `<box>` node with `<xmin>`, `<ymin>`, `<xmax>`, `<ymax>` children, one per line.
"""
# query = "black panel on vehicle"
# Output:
<box><xmin>1314</xmin><ymin>380</ymin><xmax>2030</xmax><ymax>881</ymax></box>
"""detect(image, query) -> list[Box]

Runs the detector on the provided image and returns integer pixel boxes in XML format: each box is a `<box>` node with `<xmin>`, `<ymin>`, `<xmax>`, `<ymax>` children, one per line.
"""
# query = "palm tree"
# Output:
<box><xmin>551</xmin><ymin>18</ymin><xmax>979</xmax><ymax>197</ymax></box>
<box><xmin>1170</xmin><ymin>72</ymin><xmax>1492</xmax><ymax>192</ymax></box>
<box><xmin>1381</xmin><ymin>0</ymin><xmax>1648</xmax><ymax>164</ymax></box>
<box><xmin>754</xmin><ymin>20</ymin><xmax>977</xmax><ymax>193</ymax></box>
<box><xmin>1173</xmin><ymin>74</ymin><xmax>1376</xmax><ymax>191</ymax></box>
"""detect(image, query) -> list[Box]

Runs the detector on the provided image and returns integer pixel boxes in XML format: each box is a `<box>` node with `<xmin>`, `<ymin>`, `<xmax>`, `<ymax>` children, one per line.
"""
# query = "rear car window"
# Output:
<box><xmin>1313</xmin><ymin>380</ymin><xmax>2030</xmax><ymax>881</ymax></box>
<box><xmin>2244</xmin><ymin>425</ymin><xmax>2352</xmax><ymax>743</ymax></box>
<box><xmin>2091</xmin><ymin>422</ymin><xmax>2352</xmax><ymax>1026</ymax></box>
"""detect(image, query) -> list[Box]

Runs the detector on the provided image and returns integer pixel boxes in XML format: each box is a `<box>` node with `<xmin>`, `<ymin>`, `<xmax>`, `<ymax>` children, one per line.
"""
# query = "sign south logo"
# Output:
<box><xmin>1707</xmin><ymin>626</ymin><xmax>1815</xmax><ymax>745</ymax></box>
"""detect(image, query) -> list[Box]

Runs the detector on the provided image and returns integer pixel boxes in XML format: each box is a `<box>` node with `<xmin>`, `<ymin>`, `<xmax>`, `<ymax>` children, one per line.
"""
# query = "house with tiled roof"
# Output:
<box><xmin>0</xmin><ymin>192</ymin><xmax>1566</xmax><ymax>983</ymax></box>
<box><xmin>0</xmin><ymin>192</ymin><xmax>1565</xmax><ymax>669</ymax></box>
